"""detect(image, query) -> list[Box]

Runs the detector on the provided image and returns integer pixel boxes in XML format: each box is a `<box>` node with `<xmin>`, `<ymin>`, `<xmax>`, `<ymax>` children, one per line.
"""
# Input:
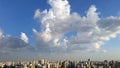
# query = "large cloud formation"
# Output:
<box><xmin>33</xmin><ymin>0</ymin><xmax>120</xmax><ymax>52</ymax></box>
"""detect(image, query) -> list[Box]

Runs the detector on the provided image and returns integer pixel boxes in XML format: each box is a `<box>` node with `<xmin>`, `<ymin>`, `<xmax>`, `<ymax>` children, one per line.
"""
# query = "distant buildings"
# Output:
<box><xmin>0</xmin><ymin>59</ymin><xmax>120</xmax><ymax>68</ymax></box>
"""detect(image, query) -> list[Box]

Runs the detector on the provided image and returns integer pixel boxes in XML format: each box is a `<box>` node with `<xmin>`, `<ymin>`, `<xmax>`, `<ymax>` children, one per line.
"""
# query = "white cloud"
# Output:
<box><xmin>33</xmin><ymin>0</ymin><xmax>120</xmax><ymax>52</ymax></box>
<box><xmin>0</xmin><ymin>29</ymin><xmax>3</xmax><ymax>38</ymax></box>
<box><xmin>34</xmin><ymin>9</ymin><xmax>41</xmax><ymax>19</ymax></box>
<box><xmin>21</xmin><ymin>32</ymin><xmax>29</xmax><ymax>43</ymax></box>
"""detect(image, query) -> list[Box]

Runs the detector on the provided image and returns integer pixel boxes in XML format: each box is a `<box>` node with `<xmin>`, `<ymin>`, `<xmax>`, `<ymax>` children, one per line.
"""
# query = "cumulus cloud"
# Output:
<box><xmin>0</xmin><ymin>30</ymin><xmax>33</xmax><ymax>55</ymax></box>
<box><xmin>0</xmin><ymin>37</ymin><xmax>29</xmax><ymax>51</ymax></box>
<box><xmin>33</xmin><ymin>0</ymin><xmax>120</xmax><ymax>52</ymax></box>
<box><xmin>21</xmin><ymin>32</ymin><xmax>29</xmax><ymax>43</ymax></box>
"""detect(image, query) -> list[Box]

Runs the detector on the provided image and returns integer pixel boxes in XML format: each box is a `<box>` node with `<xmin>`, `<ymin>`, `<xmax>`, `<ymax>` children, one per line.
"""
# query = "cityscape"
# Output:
<box><xmin>0</xmin><ymin>0</ymin><xmax>120</xmax><ymax>68</ymax></box>
<box><xmin>0</xmin><ymin>59</ymin><xmax>120</xmax><ymax>68</ymax></box>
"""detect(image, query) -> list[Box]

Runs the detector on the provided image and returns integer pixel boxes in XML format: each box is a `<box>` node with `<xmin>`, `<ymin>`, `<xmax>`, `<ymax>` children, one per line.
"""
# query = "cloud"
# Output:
<box><xmin>0</xmin><ymin>29</ymin><xmax>4</xmax><ymax>38</ymax></box>
<box><xmin>34</xmin><ymin>9</ymin><xmax>41</xmax><ymax>19</ymax></box>
<box><xmin>21</xmin><ymin>32</ymin><xmax>29</xmax><ymax>43</ymax></box>
<box><xmin>0</xmin><ymin>36</ymin><xmax>29</xmax><ymax>51</ymax></box>
<box><xmin>33</xmin><ymin>0</ymin><xmax>120</xmax><ymax>53</ymax></box>
<box><xmin>0</xmin><ymin>30</ymin><xmax>34</xmax><ymax>55</ymax></box>
<box><xmin>0</xmin><ymin>31</ymin><xmax>35</xmax><ymax>61</ymax></box>
<box><xmin>88</xmin><ymin>49</ymin><xmax>107</xmax><ymax>53</ymax></box>
<box><xmin>97</xmin><ymin>16</ymin><xmax>120</xmax><ymax>40</ymax></box>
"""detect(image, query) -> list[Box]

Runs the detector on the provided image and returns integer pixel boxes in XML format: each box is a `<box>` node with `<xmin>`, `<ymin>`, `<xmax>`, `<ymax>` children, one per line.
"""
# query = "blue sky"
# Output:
<box><xmin>0</xmin><ymin>0</ymin><xmax>120</xmax><ymax>61</ymax></box>
<box><xmin>69</xmin><ymin>0</ymin><xmax>120</xmax><ymax>16</ymax></box>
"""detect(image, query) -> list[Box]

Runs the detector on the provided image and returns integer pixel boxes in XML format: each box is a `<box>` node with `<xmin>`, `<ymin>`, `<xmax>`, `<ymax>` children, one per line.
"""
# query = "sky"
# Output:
<box><xmin>0</xmin><ymin>0</ymin><xmax>120</xmax><ymax>61</ymax></box>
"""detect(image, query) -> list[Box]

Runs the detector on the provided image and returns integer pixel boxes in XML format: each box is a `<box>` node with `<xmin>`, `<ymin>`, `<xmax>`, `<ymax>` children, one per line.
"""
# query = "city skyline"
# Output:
<box><xmin>1</xmin><ymin>59</ymin><xmax>120</xmax><ymax>68</ymax></box>
<box><xmin>0</xmin><ymin>0</ymin><xmax>120</xmax><ymax>61</ymax></box>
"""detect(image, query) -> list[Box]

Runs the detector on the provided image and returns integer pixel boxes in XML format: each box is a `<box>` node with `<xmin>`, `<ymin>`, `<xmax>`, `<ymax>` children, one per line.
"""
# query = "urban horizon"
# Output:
<box><xmin>1</xmin><ymin>59</ymin><xmax>120</xmax><ymax>68</ymax></box>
